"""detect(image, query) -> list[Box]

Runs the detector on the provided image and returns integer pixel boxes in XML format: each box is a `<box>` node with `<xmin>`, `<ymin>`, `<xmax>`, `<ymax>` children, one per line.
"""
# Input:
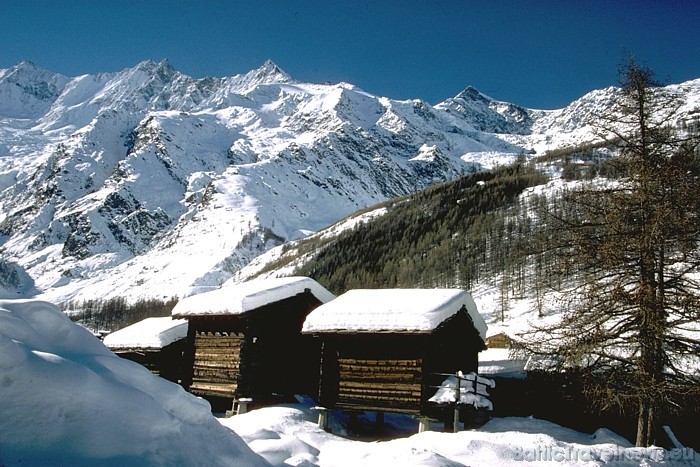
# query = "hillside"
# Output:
<box><xmin>230</xmin><ymin>140</ymin><xmax>691</xmax><ymax>339</ymax></box>
<box><xmin>232</xmin><ymin>158</ymin><xmax>561</xmax><ymax>331</ymax></box>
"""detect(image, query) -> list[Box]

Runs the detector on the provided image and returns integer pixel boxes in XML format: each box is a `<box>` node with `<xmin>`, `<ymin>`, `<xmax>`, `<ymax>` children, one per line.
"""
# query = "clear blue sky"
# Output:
<box><xmin>1</xmin><ymin>1</ymin><xmax>699</xmax><ymax>109</ymax></box>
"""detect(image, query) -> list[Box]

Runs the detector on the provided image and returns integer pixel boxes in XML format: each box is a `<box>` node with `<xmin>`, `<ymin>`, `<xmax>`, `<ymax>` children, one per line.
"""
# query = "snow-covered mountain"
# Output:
<box><xmin>0</xmin><ymin>60</ymin><xmax>698</xmax><ymax>303</ymax></box>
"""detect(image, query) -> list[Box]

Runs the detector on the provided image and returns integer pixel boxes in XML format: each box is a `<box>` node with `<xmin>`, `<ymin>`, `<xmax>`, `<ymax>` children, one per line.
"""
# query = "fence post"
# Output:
<box><xmin>453</xmin><ymin>371</ymin><xmax>461</xmax><ymax>433</ymax></box>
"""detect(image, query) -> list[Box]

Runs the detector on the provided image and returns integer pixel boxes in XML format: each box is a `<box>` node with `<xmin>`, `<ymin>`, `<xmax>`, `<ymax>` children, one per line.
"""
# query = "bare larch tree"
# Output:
<box><xmin>520</xmin><ymin>60</ymin><xmax>700</xmax><ymax>447</ymax></box>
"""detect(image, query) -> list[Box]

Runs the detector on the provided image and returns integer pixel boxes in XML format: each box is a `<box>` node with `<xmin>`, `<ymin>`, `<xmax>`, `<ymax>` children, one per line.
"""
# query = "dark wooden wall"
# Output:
<box><xmin>112</xmin><ymin>339</ymin><xmax>188</xmax><ymax>385</ymax></box>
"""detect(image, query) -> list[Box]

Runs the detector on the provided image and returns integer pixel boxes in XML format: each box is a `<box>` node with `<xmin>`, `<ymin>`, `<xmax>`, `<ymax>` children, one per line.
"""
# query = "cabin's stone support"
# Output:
<box><xmin>312</xmin><ymin>406</ymin><xmax>330</xmax><ymax>432</ymax></box>
<box><xmin>237</xmin><ymin>398</ymin><xmax>252</xmax><ymax>415</ymax></box>
<box><xmin>418</xmin><ymin>416</ymin><xmax>432</xmax><ymax>433</ymax></box>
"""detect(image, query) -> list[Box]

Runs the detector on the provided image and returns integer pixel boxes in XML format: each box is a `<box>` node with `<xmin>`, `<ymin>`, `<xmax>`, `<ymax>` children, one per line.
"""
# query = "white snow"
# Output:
<box><xmin>3</xmin><ymin>61</ymin><xmax>699</xmax><ymax>307</ymax></box>
<box><xmin>0</xmin><ymin>299</ymin><xmax>266</xmax><ymax>466</ymax></box>
<box><xmin>302</xmin><ymin>288</ymin><xmax>487</xmax><ymax>339</ymax></box>
<box><xmin>428</xmin><ymin>371</ymin><xmax>495</xmax><ymax>410</ymax></box>
<box><xmin>172</xmin><ymin>276</ymin><xmax>335</xmax><ymax>317</ymax></box>
<box><xmin>102</xmin><ymin>316</ymin><xmax>187</xmax><ymax>350</ymax></box>
<box><xmin>221</xmin><ymin>401</ymin><xmax>694</xmax><ymax>467</ymax></box>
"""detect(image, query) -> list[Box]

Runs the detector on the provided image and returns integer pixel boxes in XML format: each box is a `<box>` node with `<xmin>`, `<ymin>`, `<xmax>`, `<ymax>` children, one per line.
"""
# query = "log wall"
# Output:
<box><xmin>188</xmin><ymin>330</ymin><xmax>244</xmax><ymax>398</ymax></box>
<box><xmin>335</xmin><ymin>356</ymin><xmax>423</xmax><ymax>414</ymax></box>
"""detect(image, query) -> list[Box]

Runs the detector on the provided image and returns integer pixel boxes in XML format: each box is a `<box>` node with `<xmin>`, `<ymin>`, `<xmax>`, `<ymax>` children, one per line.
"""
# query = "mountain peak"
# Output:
<box><xmin>133</xmin><ymin>58</ymin><xmax>176</xmax><ymax>76</ymax></box>
<box><xmin>456</xmin><ymin>86</ymin><xmax>490</xmax><ymax>102</ymax></box>
<box><xmin>13</xmin><ymin>60</ymin><xmax>40</xmax><ymax>72</ymax></box>
<box><xmin>242</xmin><ymin>60</ymin><xmax>293</xmax><ymax>85</ymax></box>
<box><xmin>258</xmin><ymin>59</ymin><xmax>290</xmax><ymax>78</ymax></box>
<box><xmin>4</xmin><ymin>60</ymin><xmax>63</xmax><ymax>80</ymax></box>
<box><xmin>221</xmin><ymin>59</ymin><xmax>293</xmax><ymax>94</ymax></box>
<box><xmin>0</xmin><ymin>60</ymin><xmax>69</xmax><ymax>118</ymax></box>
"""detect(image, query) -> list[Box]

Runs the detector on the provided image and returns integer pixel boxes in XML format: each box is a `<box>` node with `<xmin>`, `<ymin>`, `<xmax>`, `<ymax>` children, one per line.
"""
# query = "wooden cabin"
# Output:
<box><xmin>485</xmin><ymin>332</ymin><xmax>512</xmax><ymax>349</ymax></box>
<box><xmin>103</xmin><ymin>317</ymin><xmax>188</xmax><ymax>384</ymax></box>
<box><xmin>171</xmin><ymin>276</ymin><xmax>335</xmax><ymax>409</ymax></box>
<box><xmin>302</xmin><ymin>289</ymin><xmax>487</xmax><ymax>419</ymax></box>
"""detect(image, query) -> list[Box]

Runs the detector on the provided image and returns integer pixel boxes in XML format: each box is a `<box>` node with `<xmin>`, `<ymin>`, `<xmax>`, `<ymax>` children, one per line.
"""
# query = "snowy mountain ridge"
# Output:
<box><xmin>0</xmin><ymin>60</ymin><xmax>698</xmax><ymax>304</ymax></box>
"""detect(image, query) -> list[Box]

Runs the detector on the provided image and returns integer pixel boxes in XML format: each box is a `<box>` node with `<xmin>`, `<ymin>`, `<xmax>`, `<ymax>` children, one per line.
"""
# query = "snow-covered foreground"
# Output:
<box><xmin>221</xmin><ymin>403</ymin><xmax>696</xmax><ymax>467</ymax></box>
<box><xmin>0</xmin><ymin>299</ymin><xmax>265</xmax><ymax>466</ymax></box>
<box><xmin>1</xmin><ymin>299</ymin><xmax>696</xmax><ymax>466</ymax></box>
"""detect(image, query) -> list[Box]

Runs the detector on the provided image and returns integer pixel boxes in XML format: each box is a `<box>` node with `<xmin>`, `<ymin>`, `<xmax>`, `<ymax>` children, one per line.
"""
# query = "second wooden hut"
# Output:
<box><xmin>302</xmin><ymin>288</ymin><xmax>487</xmax><ymax>420</ymax></box>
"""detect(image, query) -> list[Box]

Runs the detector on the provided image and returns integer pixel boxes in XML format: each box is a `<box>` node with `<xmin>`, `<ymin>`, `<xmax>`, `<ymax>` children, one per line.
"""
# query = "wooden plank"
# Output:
<box><xmin>338</xmin><ymin>372</ymin><xmax>420</xmax><ymax>383</ymax></box>
<box><xmin>194</xmin><ymin>335</ymin><xmax>243</xmax><ymax>345</ymax></box>
<box><xmin>193</xmin><ymin>351</ymin><xmax>240</xmax><ymax>360</ymax></box>
<box><xmin>190</xmin><ymin>381</ymin><xmax>237</xmax><ymax>390</ymax></box>
<box><xmin>337</xmin><ymin>394</ymin><xmax>420</xmax><ymax>405</ymax></box>
<box><xmin>339</xmin><ymin>369</ymin><xmax>420</xmax><ymax>377</ymax></box>
<box><xmin>193</xmin><ymin>344</ymin><xmax>239</xmax><ymax>351</ymax></box>
<box><xmin>194</xmin><ymin>333</ymin><xmax>242</xmax><ymax>341</ymax></box>
<box><xmin>192</xmin><ymin>362</ymin><xmax>239</xmax><ymax>370</ymax></box>
<box><xmin>337</xmin><ymin>399</ymin><xmax>421</xmax><ymax>409</ymax></box>
<box><xmin>339</xmin><ymin>381</ymin><xmax>421</xmax><ymax>391</ymax></box>
<box><xmin>193</xmin><ymin>361</ymin><xmax>241</xmax><ymax>370</ymax></box>
<box><xmin>338</xmin><ymin>364</ymin><xmax>416</xmax><ymax>370</ymax></box>
<box><xmin>192</xmin><ymin>374</ymin><xmax>238</xmax><ymax>384</ymax></box>
<box><xmin>193</xmin><ymin>369</ymin><xmax>238</xmax><ymax>377</ymax></box>
<box><xmin>194</xmin><ymin>338</ymin><xmax>242</xmax><ymax>346</ymax></box>
<box><xmin>338</xmin><ymin>358</ymin><xmax>421</xmax><ymax>367</ymax></box>
<box><xmin>338</xmin><ymin>389</ymin><xmax>422</xmax><ymax>399</ymax></box>
<box><xmin>336</xmin><ymin>402</ymin><xmax>420</xmax><ymax>415</ymax></box>
<box><xmin>194</xmin><ymin>339</ymin><xmax>243</xmax><ymax>347</ymax></box>
<box><xmin>338</xmin><ymin>391</ymin><xmax>421</xmax><ymax>398</ymax></box>
<box><xmin>190</xmin><ymin>382</ymin><xmax>237</xmax><ymax>397</ymax></box>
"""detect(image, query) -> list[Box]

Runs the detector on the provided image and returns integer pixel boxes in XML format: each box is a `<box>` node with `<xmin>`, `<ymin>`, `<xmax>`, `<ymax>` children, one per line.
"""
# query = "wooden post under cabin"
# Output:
<box><xmin>418</xmin><ymin>416</ymin><xmax>432</xmax><ymax>433</ymax></box>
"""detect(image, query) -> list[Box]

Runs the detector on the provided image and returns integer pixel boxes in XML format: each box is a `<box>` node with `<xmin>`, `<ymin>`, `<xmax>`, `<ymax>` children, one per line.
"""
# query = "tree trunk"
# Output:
<box><xmin>636</xmin><ymin>399</ymin><xmax>650</xmax><ymax>447</ymax></box>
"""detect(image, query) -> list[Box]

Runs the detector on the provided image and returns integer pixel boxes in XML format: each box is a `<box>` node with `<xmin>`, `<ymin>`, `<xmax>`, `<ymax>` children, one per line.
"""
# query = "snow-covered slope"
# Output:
<box><xmin>0</xmin><ymin>60</ymin><xmax>698</xmax><ymax>303</ymax></box>
<box><xmin>0</xmin><ymin>299</ymin><xmax>266</xmax><ymax>466</ymax></box>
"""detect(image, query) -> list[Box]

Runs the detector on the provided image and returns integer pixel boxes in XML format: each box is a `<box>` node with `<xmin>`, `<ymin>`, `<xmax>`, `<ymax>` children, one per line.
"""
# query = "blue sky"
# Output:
<box><xmin>1</xmin><ymin>1</ymin><xmax>699</xmax><ymax>109</ymax></box>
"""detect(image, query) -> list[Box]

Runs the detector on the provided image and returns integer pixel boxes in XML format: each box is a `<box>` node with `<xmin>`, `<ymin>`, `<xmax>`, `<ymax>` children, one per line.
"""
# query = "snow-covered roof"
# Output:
<box><xmin>103</xmin><ymin>317</ymin><xmax>188</xmax><ymax>350</ymax></box>
<box><xmin>302</xmin><ymin>288</ymin><xmax>487</xmax><ymax>339</ymax></box>
<box><xmin>171</xmin><ymin>276</ymin><xmax>335</xmax><ymax>318</ymax></box>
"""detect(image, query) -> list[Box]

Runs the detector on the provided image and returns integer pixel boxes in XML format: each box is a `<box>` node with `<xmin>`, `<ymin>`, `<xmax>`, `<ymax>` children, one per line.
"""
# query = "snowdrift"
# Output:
<box><xmin>0</xmin><ymin>299</ymin><xmax>266</xmax><ymax>466</ymax></box>
<box><xmin>222</xmin><ymin>403</ymin><xmax>695</xmax><ymax>467</ymax></box>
